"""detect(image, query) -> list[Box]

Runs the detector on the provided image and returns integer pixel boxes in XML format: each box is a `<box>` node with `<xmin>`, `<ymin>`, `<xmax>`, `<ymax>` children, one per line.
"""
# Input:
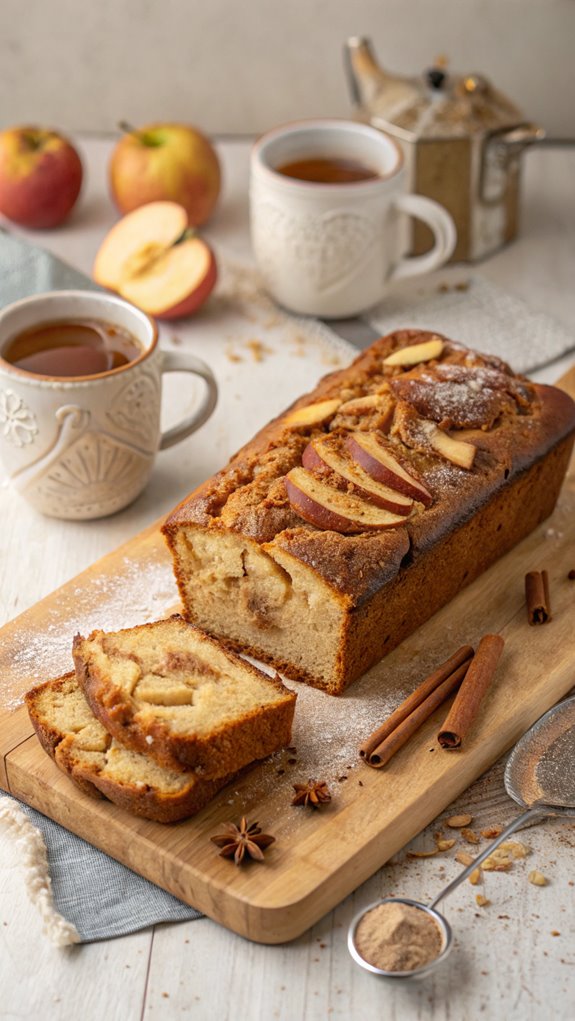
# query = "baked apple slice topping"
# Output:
<box><xmin>424</xmin><ymin>422</ymin><xmax>477</xmax><ymax>469</ymax></box>
<box><xmin>302</xmin><ymin>437</ymin><xmax>413</xmax><ymax>515</ymax></box>
<box><xmin>285</xmin><ymin>467</ymin><xmax>407</xmax><ymax>533</ymax></box>
<box><xmin>284</xmin><ymin>398</ymin><xmax>342</xmax><ymax>429</ymax></box>
<box><xmin>346</xmin><ymin>432</ymin><xmax>434</xmax><ymax>506</ymax></box>
<box><xmin>383</xmin><ymin>336</ymin><xmax>444</xmax><ymax>367</ymax></box>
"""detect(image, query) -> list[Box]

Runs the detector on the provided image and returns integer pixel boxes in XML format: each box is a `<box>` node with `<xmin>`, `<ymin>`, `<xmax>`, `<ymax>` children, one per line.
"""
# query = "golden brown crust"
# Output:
<box><xmin>73</xmin><ymin>616</ymin><xmax>296</xmax><ymax>778</ymax></box>
<box><xmin>163</xmin><ymin>331</ymin><xmax>575</xmax><ymax>605</ymax></box>
<box><xmin>162</xmin><ymin>331</ymin><xmax>575</xmax><ymax>693</ymax></box>
<box><xmin>25</xmin><ymin>674</ymin><xmax>234</xmax><ymax>823</ymax></box>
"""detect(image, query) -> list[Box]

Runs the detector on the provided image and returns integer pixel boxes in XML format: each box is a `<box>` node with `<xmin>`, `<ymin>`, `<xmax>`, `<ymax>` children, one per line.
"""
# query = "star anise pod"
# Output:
<box><xmin>210</xmin><ymin>817</ymin><xmax>275</xmax><ymax>866</ymax></box>
<box><xmin>291</xmin><ymin>779</ymin><xmax>332</xmax><ymax>809</ymax></box>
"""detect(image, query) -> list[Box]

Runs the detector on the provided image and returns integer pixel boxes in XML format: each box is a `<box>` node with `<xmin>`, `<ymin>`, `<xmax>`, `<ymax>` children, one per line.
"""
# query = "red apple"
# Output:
<box><xmin>346</xmin><ymin>432</ymin><xmax>434</xmax><ymax>506</ymax></box>
<box><xmin>302</xmin><ymin>437</ymin><xmax>413</xmax><ymax>515</ymax></box>
<box><xmin>285</xmin><ymin>467</ymin><xmax>407</xmax><ymax>533</ymax></box>
<box><xmin>93</xmin><ymin>200</ymin><xmax>217</xmax><ymax>320</ymax></box>
<box><xmin>0</xmin><ymin>126</ymin><xmax>82</xmax><ymax>228</ymax></box>
<box><xmin>109</xmin><ymin>122</ymin><xmax>221</xmax><ymax>226</ymax></box>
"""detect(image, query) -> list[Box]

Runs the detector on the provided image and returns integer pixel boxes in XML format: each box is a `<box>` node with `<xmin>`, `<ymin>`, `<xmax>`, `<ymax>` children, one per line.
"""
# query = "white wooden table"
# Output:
<box><xmin>1</xmin><ymin>138</ymin><xmax>574</xmax><ymax>1021</ymax></box>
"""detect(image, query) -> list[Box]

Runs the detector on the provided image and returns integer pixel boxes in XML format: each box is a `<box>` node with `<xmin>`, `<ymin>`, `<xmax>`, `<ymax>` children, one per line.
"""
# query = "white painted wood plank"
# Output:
<box><xmin>0</xmin><ymin>833</ymin><xmax>152</xmax><ymax>1021</ymax></box>
<box><xmin>0</xmin><ymin>137</ymin><xmax>574</xmax><ymax>1021</ymax></box>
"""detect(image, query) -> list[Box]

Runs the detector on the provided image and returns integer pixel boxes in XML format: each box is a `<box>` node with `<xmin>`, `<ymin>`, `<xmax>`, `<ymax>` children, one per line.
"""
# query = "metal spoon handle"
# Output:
<box><xmin>429</xmin><ymin>807</ymin><xmax>547</xmax><ymax>910</ymax></box>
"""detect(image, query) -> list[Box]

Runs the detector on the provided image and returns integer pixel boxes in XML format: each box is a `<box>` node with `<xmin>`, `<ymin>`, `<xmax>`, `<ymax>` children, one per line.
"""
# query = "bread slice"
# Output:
<box><xmin>25</xmin><ymin>674</ymin><xmax>234</xmax><ymax>823</ymax></box>
<box><xmin>72</xmin><ymin>615</ymin><xmax>296</xmax><ymax>778</ymax></box>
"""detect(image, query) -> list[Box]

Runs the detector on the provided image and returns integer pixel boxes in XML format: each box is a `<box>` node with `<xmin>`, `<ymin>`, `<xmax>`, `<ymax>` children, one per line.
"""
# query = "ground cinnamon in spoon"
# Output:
<box><xmin>354</xmin><ymin>901</ymin><xmax>443</xmax><ymax>972</ymax></box>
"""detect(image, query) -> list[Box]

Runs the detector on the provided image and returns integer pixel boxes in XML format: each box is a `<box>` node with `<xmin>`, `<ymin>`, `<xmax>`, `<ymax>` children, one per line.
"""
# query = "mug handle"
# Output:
<box><xmin>158</xmin><ymin>350</ymin><xmax>218</xmax><ymax>451</ymax></box>
<box><xmin>389</xmin><ymin>194</ymin><xmax>457</xmax><ymax>282</ymax></box>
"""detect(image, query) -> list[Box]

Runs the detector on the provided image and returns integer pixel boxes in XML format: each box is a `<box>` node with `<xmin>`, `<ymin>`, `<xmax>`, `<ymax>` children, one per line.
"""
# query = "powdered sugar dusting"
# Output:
<box><xmin>1</xmin><ymin>555</ymin><xmax>180</xmax><ymax>710</ymax></box>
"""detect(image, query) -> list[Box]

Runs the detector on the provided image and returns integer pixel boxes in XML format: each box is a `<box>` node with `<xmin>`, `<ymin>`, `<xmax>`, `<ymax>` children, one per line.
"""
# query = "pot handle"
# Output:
<box><xmin>159</xmin><ymin>350</ymin><xmax>218</xmax><ymax>450</ymax></box>
<box><xmin>389</xmin><ymin>194</ymin><xmax>456</xmax><ymax>282</ymax></box>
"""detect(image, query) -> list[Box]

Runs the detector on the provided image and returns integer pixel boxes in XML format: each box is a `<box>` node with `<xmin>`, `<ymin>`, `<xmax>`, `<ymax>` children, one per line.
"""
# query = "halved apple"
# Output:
<box><xmin>302</xmin><ymin>437</ymin><xmax>413</xmax><ymax>515</ymax></box>
<box><xmin>93</xmin><ymin>200</ymin><xmax>217</xmax><ymax>320</ymax></box>
<box><xmin>285</xmin><ymin>467</ymin><xmax>407</xmax><ymax>533</ymax></box>
<box><xmin>383</xmin><ymin>336</ymin><xmax>444</xmax><ymax>367</ymax></box>
<box><xmin>284</xmin><ymin>398</ymin><xmax>341</xmax><ymax>429</ymax></box>
<box><xmin>346</xmin><ymin>432</ymin><xmax>434</xmax><ymax>506</ymax></box>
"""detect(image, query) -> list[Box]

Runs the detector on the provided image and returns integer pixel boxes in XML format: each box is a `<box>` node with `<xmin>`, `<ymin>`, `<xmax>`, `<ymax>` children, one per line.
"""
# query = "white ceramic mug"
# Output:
<box><xmin>250</xmin><ymin>119</ymin><xmax>457</xmax><ymax>317</ymax></box>
<box><xmin>0</xmin><ymin>290</ymin><xmax>218</xmax><ymax>519</ymax></box>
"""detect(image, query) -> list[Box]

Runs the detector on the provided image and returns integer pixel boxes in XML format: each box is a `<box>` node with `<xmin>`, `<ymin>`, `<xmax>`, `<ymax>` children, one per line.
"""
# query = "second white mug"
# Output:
<box><xmin>250</xmin><ymin>119</ymin><xmax>456</xmax><ymax>318</ymax></box>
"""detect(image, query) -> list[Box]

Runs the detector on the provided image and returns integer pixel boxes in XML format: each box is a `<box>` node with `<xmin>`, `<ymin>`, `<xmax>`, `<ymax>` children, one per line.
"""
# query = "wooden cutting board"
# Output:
<box><xmin>1</xmin><ymin>367</ymin><xmax>574</xmax><ymax>945</ymax></box>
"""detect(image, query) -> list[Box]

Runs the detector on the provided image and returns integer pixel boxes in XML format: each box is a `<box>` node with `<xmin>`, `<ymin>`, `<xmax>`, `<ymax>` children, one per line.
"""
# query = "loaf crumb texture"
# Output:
<box><xmin>73</xmin><ymin>615</ymin><xmax>296</xmax><ymax>777</ymax></box>
<box><xmin>25</xmin><ymin>674</ymin><xmax>234</xmax><ymax>823</ymax></box>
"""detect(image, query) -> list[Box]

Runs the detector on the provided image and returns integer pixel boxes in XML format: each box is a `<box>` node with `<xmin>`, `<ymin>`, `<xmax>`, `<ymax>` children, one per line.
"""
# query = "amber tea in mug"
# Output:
<box><xmin>2</xmin><ymin>318</ymin><xmax>143</xmax><ymax>378</ymax></box>
<box><xmin>276</xmin><ymin>155</ymin><xmax>379</xmax><ymax>184</ymax></box>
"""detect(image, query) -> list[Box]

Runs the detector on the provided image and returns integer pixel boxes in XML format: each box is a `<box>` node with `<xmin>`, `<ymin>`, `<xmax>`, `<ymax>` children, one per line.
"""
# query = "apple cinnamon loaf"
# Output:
<box><xmin>162</xmin><ymin>330</ymin><xmax>575</xmax><ymax>695</ymax></box>
<box><xmin>73</xmin><ymin>615</ymin><xmax>296</xmax><ymax>777</ymax></box>
<box><xmin>25</xmin><ymin>674</ymin><xmax>234</xmax><ymax>823</ymax></box>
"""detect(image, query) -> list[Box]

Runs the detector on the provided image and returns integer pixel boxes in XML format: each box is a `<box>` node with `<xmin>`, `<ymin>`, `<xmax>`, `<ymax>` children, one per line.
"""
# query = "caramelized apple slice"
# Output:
<box><xmin>302</xmin><ymin>438</ymin><xmax>413</xmax><ymax>515</ymax></box>
<box><xmin>425</xmin><ymin>423</ymin><xmax>476</xmax><ymax>468</ymax></box>
<box><xmin>346</xmin><ymin>433</ymin><xmax>433</xmax><ymax>506</ymax></box>
<box><xmin>284</xmin><ymin>399</ymin><xmax>341</xmax><ymax>429</ymax></box>
<box><xmin>285</xmin><ymin>467</ymin><xmax>407</xmax><ymax>533</ymax></box>
<box><xmin>383</xmin><ymin>336</ymin><xmax>444</xmax><ymax>367</ymax></box>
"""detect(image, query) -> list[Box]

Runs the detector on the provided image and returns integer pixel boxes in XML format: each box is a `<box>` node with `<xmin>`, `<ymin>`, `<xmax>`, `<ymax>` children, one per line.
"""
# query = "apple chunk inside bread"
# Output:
<box><xmin>166</xmin><ymin>527</ymin><xmax>352</xmax><ymax>692</ymax></box>
<box><xmin>73</xmin><ymin>616</ymin><xmax>296</xmax><ymax>778</ymax></box>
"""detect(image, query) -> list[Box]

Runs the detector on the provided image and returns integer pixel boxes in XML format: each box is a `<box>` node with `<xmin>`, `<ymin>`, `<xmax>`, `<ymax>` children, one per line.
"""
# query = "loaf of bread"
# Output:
<box><xmin>73</xmin><ymin>615</ymin><xmax>296</xmax><ymax>777</ymax></box>
<box><xmin>163</xmin><ymin>330</ymin><xmax>575</xmax><ymax>695</ymax></box>
<box><xmin>25</xmin><ymin>674</ymin><xmax>234</xmax><ymax>823</ymax></box>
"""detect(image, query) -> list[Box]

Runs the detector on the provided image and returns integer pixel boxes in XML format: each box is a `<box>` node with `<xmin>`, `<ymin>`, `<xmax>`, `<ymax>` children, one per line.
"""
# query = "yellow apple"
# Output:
<box><xmin>93</xmin><ymin>201</ymin><xmax>217</xmax><ymax>320</ymax></box>
<box><xmin>0</xmin><ymin>126</ymin><xmax>83</xmax><ymax>229</ymax></box>
<box><xmin>109</xmin><ymin>122</ymin><xmax>221</xmax><ymax>226</ymax></box>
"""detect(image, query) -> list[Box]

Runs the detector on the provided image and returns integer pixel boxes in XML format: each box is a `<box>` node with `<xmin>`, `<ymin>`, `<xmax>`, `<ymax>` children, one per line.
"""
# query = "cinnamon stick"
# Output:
<box><xmin>438</xmin><ymin>634</ymin><xmax>505</xmax><ymax>749</ymax></box>
<box><xmin>359</xmin><ymin>645</ymin><xmax>473</xmax><ymax>768</ymax></box>
<box><xmin>525</xmin><ymin>570</ymin><xmax>552</xmax><ymax>624</ymax></box>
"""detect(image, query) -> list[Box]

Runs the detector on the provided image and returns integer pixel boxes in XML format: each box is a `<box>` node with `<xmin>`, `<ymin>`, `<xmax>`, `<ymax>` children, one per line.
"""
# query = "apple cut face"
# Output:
<box><xmin>93</xmin><ymin>200</ymin><xmax>217</xmax><ymax>319</ymax></box>
<box><xmin>346</xmin><ymin>432</ymin><xmax>434</xmax><ymax>507</ymax></box>
<box><xmin>94</xmin><ymin>201</ymin><xmax>188</xmax><ymax>290</ymax></box>
<box><xmin>285</xmin><ymin>466</ymin><xmax>408</xmax><ymax>533</ymax></box>
<box><xmin>118</xmin><ymin>236</ymin><xmax>217</xmax><ymax>319</ymax></box>
<box><xmin>302</xmin><ymin>437</ymin><xmax>413</xmax><ymax>515</ymax></box>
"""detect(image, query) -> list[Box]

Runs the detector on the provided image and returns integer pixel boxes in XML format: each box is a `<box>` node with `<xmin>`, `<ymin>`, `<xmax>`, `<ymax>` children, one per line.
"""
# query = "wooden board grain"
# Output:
<box><xmin>1</xmin><ymin>370</ymin><xmax>574</xmax><ymax>944</ymax></box>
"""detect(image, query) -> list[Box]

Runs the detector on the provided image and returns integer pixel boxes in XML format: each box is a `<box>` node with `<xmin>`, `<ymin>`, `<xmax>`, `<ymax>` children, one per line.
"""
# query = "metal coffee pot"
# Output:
<box><xmin>344</xmin><ymin>37</ymin><xmax>545</xmax><ymax>262</ymax></box>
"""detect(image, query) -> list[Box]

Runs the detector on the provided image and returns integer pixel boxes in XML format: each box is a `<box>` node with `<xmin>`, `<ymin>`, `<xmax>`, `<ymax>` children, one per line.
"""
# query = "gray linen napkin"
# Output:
<box><xmin>0</xmin><ymin>231</ymin><xmax>202</xmax><ymax>941</ymax></box>
<box><xmin>16</xmin><ymin>801</ymin><xmax>202</xmax><ymax>942</ymax></box>
<box><xmin>366</xmin><ymin>272</ymin><xmax>575</xmax><ymax>376</ymax></box>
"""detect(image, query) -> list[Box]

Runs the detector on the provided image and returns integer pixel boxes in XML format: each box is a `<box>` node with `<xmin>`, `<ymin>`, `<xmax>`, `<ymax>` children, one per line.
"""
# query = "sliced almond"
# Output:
<box><xmin>528</xmin><ymin>870</ymin><xmax>548</xmax><ymax>886</ymax></box>
<box><xmin>499</xmin><ymin>841</ymin><xmax>529</xmax><ymax>859</ymax></box>
<box><xmin>435</xmin><ymin>838</ymin><xmax>456</xmax><ymax>852</ymax></box>
<box><xmin>482</xmin><ymin>856</ymin><xmax>512</xmax><ymax>872</ymax></box>
<box><xmin>468</xmin><ymin>868</ymin><xmax>481</xmax><ymax>885</ymax></box>
<box><xmin>480</xmin><ymin>826</ymin><xmax>502</xmax><ymax>839</ymax></box>
<box><xmin>455</xmin><ymin>851</ymin><xmax>475</xmax><ymax>867</ymax></box>
<box><xmin>476</xmin><ymin>894</ymin><xmax>490</xmax><ymax>907</ymax></box>
<box><xmin>446</xmin><ymin>814</ymin><xmax>473</xmax><ymax>828</ymax></box>
<box><xmin>383</xmin><ymin>336</ymin><xmax>444</xmax><ymax>367</ymax></box>
<box><xmin>461</xmin><ymin>828</ymin><xmax>480</xmax><ymax>844</ymax></box>
<box><xmin>284</xmin><ymin>399</ymin><xmax>341</xmax><ymax>429</ymax></box>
